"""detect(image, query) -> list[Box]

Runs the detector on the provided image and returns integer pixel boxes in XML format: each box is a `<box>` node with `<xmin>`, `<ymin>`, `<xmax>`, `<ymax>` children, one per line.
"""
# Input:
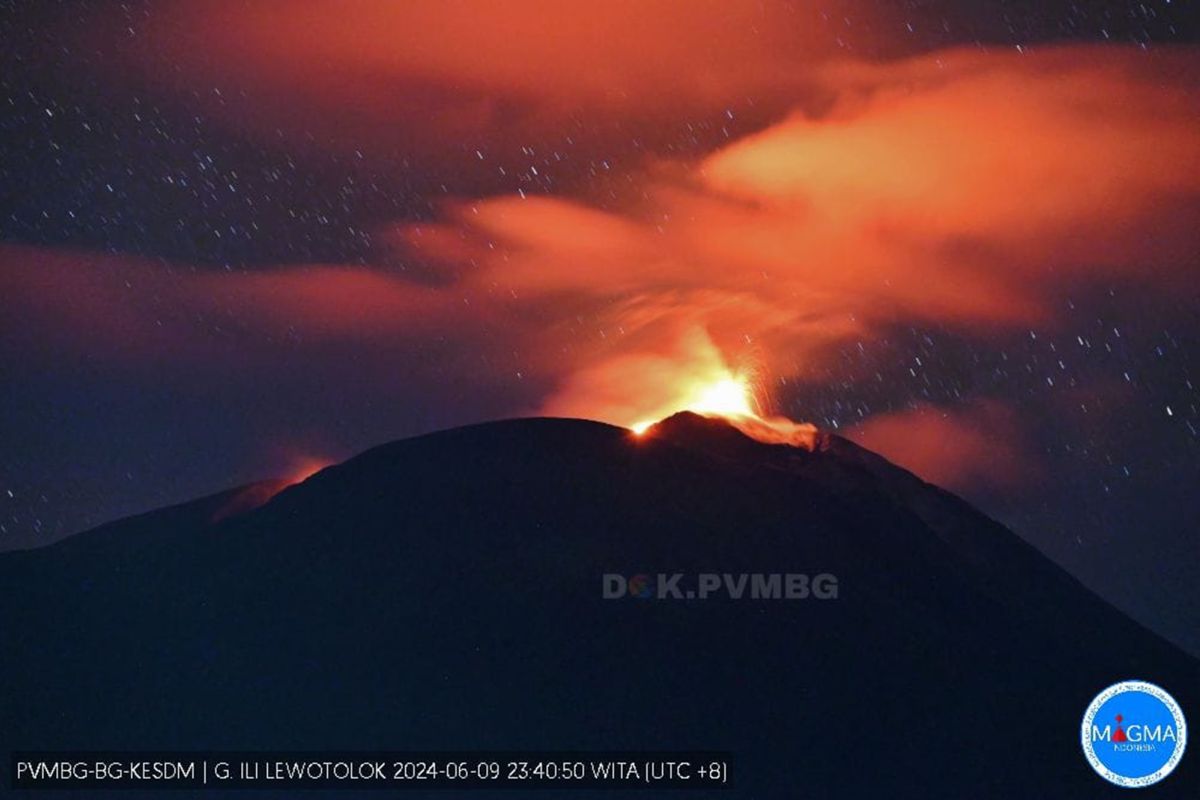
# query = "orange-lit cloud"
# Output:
<box><xmin>0</xmin><ymin>246</ymin><xmax>472</xmax><ymax>359</ymax></box>
<box><xmin>702</xmin><ymin>48</ymin><xmax>1200</xmax><ymax>274</ymax></box>
<box><xmin>98</xmin><ymin>1</ymin><xmax>882</xmax><ymax>155</ymax></box>
<box><xmin>8</xmin><ymin>42</ymin><xmax>1200</xmax><ymax>460</ymax></box>
<box><xmin>386</xmin><ymin>47</ymin><xmax>1200</xmax><ymax>428</ymax></box>
<box><xmin>845</xmin><ymin>401</ymin><xmax>1036</xmax><ymax>491</ymax></box>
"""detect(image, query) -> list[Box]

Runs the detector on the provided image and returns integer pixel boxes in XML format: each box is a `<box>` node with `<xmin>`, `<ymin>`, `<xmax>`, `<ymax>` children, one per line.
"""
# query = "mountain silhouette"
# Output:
<box><xmin>2</xmin><ymin>413</ymin><xmax>1196</xmax><ymax>797</ymax></box>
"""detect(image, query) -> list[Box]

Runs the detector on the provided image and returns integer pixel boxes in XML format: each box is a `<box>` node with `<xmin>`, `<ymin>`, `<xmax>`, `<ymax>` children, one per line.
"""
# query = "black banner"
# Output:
<box><xmin>12</xmin><ymin>751</ymin><xmax>733</xmax><ymax>790</ymax></box>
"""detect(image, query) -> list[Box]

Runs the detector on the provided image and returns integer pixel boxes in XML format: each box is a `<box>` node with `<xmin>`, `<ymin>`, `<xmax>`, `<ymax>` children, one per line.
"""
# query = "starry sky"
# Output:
<box><xmin>1</xmin><ymin>1</ymin><xmax>1198</xmax><ymax>653</ymax></box>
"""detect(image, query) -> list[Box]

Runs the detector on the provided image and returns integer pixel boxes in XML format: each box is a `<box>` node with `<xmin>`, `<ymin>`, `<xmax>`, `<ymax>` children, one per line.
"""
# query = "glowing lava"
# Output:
<box><xmin>691</xmin><ymin>377</ymin><xmax>757</xmax><ymax>418</ymax></box>
<box><xmin>628</xmin><ymin>370</ymin><xmax>819</xmax><ymax>450</ymax></box>
<box><xmin>630</xmin><ymin>372</ymin><xmax>760</xmax><ymax>436</ymax></box>
<box><xmin>541</xmin><ymin>327</ymin><xmax>815</xmax><ymax>447</ymax></box>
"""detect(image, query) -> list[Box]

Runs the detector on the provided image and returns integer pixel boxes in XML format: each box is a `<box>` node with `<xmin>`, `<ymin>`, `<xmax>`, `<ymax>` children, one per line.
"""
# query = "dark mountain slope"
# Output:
<box><xmin>2</xmin><ymin>414</ymin><xmax>1195</xmax><ymax>798</ymax></box>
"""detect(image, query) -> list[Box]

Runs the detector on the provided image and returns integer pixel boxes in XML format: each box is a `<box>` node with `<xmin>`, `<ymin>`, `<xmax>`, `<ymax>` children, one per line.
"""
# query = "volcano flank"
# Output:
<box><xmin>2</xmin><ymin>413</ymin><xmax>1196</xmax><ymax>797</ymax></box>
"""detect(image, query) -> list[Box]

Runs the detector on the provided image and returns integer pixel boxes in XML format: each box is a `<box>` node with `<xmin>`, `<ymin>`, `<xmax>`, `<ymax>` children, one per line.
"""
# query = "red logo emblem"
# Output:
<box><xmin>1112</xmin><ymin>714</ymin><xmax>1128</xmax><ymax>743</ymax></box>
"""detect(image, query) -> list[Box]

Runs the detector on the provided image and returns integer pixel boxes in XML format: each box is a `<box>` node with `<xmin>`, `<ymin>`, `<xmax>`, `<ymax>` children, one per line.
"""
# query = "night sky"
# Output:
<box><xmin>2</xmin><ymin>1</ymin><xmax>1198</xmax><ymax>654</ymax></box>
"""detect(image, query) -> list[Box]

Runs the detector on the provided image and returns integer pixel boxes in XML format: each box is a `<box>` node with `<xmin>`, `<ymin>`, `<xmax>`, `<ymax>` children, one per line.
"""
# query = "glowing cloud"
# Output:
<box><xmin>390</xmin><ymin>46</ymin><xmax>1199</xmax><ymax>436</ymax></box>
<box><xmin>845</xmin><ymin>401</ymin><xmax>1036</xmax><ymax>492</ymax></box>
<box><xmin>7</xmin><ymin>42</ymin><xmax>1199</xmax><ymax>470</ymax></box>
<box><xmin>96</xmin><ymin>0</ymin><xmax>881</xmax><ymax>155</ymax></box>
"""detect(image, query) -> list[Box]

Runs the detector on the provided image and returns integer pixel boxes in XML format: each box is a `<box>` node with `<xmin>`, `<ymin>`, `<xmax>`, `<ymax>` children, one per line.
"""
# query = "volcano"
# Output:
<box><xmin>2</xmin><ymin>413</ymin><xmax>1196</xmax><ymax>797</ymax></box>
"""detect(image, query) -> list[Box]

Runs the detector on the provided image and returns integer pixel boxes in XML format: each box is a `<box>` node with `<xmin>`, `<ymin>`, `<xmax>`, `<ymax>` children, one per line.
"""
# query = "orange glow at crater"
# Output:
<box><xmin>543</xmin><ymin>328</ymin><xmax>817</xmax><ymax>448</ymax></box>
<box><xmin>690</xmin><ymin>377</ymin><xmax>757</xmax><ymax>419</ymax></box>
<box><xmin>629</xmin><ymin>373</ymin><xmax>757</xmax><ymax>436</ymax></box>
<box><xmin>630</xmin><ymin>372</ymin><xmax>821</xmax><ymax>449</ymax></box>
<box><xmin>623</xmin><ymin>358</ymin><xmax>819</xmax><ymax>449</ymax></box>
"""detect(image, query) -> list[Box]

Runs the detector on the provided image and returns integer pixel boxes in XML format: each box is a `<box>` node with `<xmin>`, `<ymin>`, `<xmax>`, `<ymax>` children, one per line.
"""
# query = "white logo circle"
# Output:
<box><xmin>1081</xmin><ymin>680</ymin><xmax>1187</xmax><ymax>788</ymax></box>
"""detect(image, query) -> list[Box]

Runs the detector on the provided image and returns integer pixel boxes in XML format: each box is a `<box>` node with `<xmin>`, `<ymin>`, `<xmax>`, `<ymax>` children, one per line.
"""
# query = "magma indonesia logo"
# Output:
<box><xmin>1081</xmin><ymin>680</ymin><xmax>1187</xmax><ymax>788</ymax></box>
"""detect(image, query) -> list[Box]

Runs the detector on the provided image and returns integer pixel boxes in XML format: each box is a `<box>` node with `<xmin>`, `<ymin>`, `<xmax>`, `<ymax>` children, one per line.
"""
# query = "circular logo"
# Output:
<box><xmin>1081</xmin><ymin>680</ymin><xmax>1187</xmax><ymax>788</ymax></box>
